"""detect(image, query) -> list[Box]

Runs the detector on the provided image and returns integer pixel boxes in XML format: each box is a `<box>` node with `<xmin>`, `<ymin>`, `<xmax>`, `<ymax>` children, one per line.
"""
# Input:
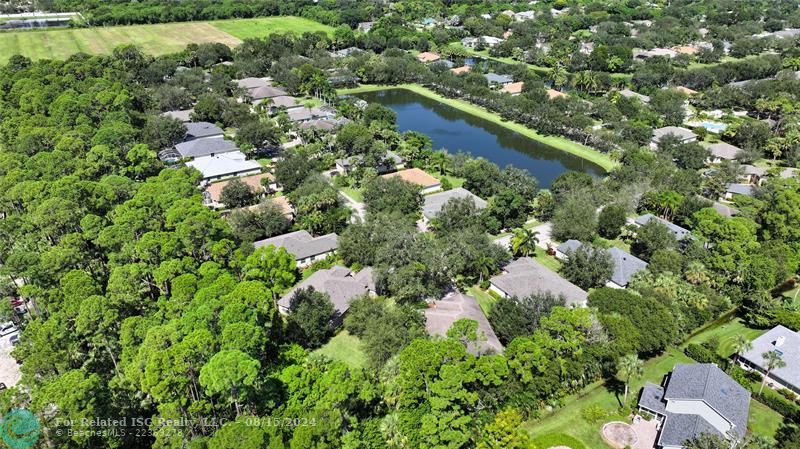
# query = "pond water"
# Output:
<box><xmin>353</xmin><ymin>88</ymin><xmax>605</xmax><ymax>188</ymax></box>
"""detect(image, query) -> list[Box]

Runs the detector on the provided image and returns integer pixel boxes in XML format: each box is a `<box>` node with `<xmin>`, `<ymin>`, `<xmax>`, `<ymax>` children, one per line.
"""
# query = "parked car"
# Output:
<box><xmin>13</xmin><ymin>305</ymin><xmax>26</xmax><ymax>315</ymax></box>
<box><xmin>0</xmin><ymin>321</ymin><xmax>16</xmax><ymax>336</ymax></box>
<box><xmin>9</xmin><ymin>334</ymin><xmax>19</xmax><ymax>345</ymax></box>
<box><xmin>0</xmin><ymin>383</ymin><xmax>6</xmax><ymax>391</ymax></box>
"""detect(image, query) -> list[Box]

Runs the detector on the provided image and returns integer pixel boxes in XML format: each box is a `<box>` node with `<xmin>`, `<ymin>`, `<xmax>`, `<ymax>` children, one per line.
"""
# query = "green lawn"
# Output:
<box><xmin>748</xmin><ymin>400</ymin><xmax>783</xmax><ymax>440</ymax></box>
<box><xmin>434</xmin><ymin>173</ymin><xmax>465</xmax><ymax>188</ymax></box>
<box><xmin>313</xmin><ymin>331</ymin><xmax>367</xmax><ymax>369</ymax></box>
<box><xmin>0</xmin><ymin>16</ymin><xmax>330</xmax><ymax>62</ymax></box>
<box><xmin>338</xmin><ymin>84</ymin><xmax>617</xmax><ymax>172</ymax></box>
<box><xmin>467</xmin><ymin>286</ymin><xmax>498</xmax><ymax>316</ymax></box>
<box><xmin>682</xmin><ymin>316</ymin><xmax>765</xmax><ymax>358</ymax></box>
<box><xmin>339</xmin><ymin>186</ymin><xmax>364</xmax><ymax>202</ymax></box>
<box><xmin>212</xmin><ymin>16</ymin><xmax>333</xmax><ymax>39</ymax></box>
<box><xmin>525</xmin><ymin>348</ymin><xmax>693</xmax><ymax>448</ymax></box>
<box><xmin>530</xmin><ymin>433</ymin><xmax>588</xmax><ymax>449</ymax></box>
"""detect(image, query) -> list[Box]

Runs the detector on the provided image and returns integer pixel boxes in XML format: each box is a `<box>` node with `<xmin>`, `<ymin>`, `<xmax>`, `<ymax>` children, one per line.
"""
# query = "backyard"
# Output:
<box><xmin>313</xmin><ymin>331</ymin><xmax>367</xmax><ymax>369</ymax></box>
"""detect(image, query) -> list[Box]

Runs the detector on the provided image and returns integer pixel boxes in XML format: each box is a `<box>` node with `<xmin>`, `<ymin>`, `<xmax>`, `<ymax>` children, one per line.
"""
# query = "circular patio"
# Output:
<box><xmin>601</xmin><ymin>421</ymin><xmax>638</xmax><ymax>449</ymax></box>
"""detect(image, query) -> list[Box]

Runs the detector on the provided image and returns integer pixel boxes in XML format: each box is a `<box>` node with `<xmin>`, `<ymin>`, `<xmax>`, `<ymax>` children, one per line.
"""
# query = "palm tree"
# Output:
<box><xmin>548</xmin><ymin>64</ymin><xmax>569</xmax><ymax>89</ymax></box>
<box><xmin>476</xmin><ymin>255</ymin><xmax>496</xmax><ymax>284</ymax></box>
<box><xmin>656</xmin><ymin>190</ymin><xmax>683</xmax><ymax>221</ymax></box>
<box><xmin>429</xmin><ymin>150</ymin><xmax>450</xmax><ymax>175</ymax></box>
<box><xmin>684</xmin><ymin>261</ymin><xmax>711</xmax><ymax>285</ymax></box>
<box><xmin>732</xmin><ymin>335</ymin><xmax>753</xmax><ymax>363</ymax></box>
<box><xmin>618</xmin><ymin>354</ymin><xmax>644</xmax><ymax>405</ymax></box>
<box><xmin>510</xmin><ymin>228</ymin><xmax>539</xmax><ymax>257</ymax></box>
<box><xmin>759</xmin><ymin>351</ymin><xmax>787</xmax><ymax>394</ymax></box>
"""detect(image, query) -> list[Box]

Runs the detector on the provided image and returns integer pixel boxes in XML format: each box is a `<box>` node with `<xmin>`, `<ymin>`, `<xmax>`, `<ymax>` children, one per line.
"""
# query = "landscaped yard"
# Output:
<box><xmin>339</xmin><ymin>186</ymin><xmax>364</xmax><ymax>202</ymax></box>
<box><xmin>313</xmin><ymin>331</ymin><xmax>367</xmax><ymax>369</ymax></box>
<box><xmin>682</xmin><ymin>315</ymin><xmax>765</xmax><ymax>358</ymax></box>
<box><xmin>748</xmin><ymin>399</ymin><xmax>784</xmax><ymax>440</ymax></box>
<box><xmin>525</xmin><ymin>348</ymin><xmax>693</xmax><ymax>448</ymax></box>
<box><xmin>0</xmin><ymin>16</ymin><xmax>331</xmax><ymax>62</ymax></box>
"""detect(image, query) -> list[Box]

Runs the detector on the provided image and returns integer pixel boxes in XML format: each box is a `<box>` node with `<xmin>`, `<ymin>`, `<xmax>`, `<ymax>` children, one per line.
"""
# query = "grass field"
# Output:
<box><xmin>682</xmin><ymin>315</ymin><xmax>765</xmax><ymax>358</ymax></box>
<box><xmin>339</xmin><ymin>84</ymin><xmax>618</xmax><ymax>171</ymax></box>
<box><xmin>313</xmin><ymin>331</ymin><xmax>367</xmax><ymax>369</ymax></box>
<box><xmin>0</xmin><ymin>16</ymin><xmax>332</xmax><ymax>63</ymax></box>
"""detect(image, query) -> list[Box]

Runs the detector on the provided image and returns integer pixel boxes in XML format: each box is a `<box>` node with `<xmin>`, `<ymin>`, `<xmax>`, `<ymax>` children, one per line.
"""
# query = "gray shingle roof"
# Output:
<box><xmin>635</xmin><ymin>214</ymin><xmax>691</xmax><ymax>240</ymax></box>
<box><xmin>185</xmin><ymin>122</ymin><xmax>224</xmax><ymax>140</ymax></box>
<box><xmin>712</xmin><ymin>202</ymin><xmax>739</xmax><ymax>217</ymax></box>
<box><xmin>652</xmin><ymin>126</ymin><xmax>697</xmax><ymax>143</ymax></box>
<box><xmin>556</xmin><ymin>241</ymin><xmax>647</xmax><ymax>287</ymax></box>
<box><xmin>619</xmin><ymin>88</ymin><xmax>650</xmax><ymax>103</ymax></box>
<box><xmin>425</xmin><ymin>291</ymin><xmax>503</xmax><ymax>355</ymax></box>
<box><xmin>422</xmin><ymin>188</ymin><xmax>487</xmax><ymax>220</ymax></box>
<box><xmin>254</xmin><ymin>230</ymin><xmax>338</xmax><ymax>261</ymax></box>
<box><xmin>639</xmin><ymin>382</ymin><xmax>666</xmax><ymax>414</ymax></box>
<box><xmin>161</xmin><ymin>109</ymin><xmax>193</xmax><ymax>122</ymax></box>
<box><xmin>664</xmin><ymin>363</ymin><xmax>750</xmax><ymax>438</ymax></box>
<box><xmin>489</xmin><ymin>257</ymin><xmax>587</xmax><ymax>306</ymax></box>
<box><xmin>659</xmin><ymin>412</ymin><xmax>722</xmax><ymax>447</ymax></box>
<box><xmin>174</xmin><ymin>138</ymin><xmax>239</xmax><ymax>158</ymax></box>
<box><xmin>707</xmin><ymin>142</ymin><xmax>742</xmax><ymax>160</ymax></box>
<box><xmin>739</xmin><ymin>325</ymin><xmax>799</xmax><ymax>391</ymax></box>
<box><xmin>236</xmin><ymin>77</ymin><xmax>270</xmax><ymax>91</ymax></box>
<box><xmin>250</xmin><ymin>85</ymin><xmax>288</xmax><ymax>100</ymax></box>
<box><xmin>556</xmin><ymin>239</ymin><xmax>582</xmax><ymax>254</ymax></box>
<box><xmin>484</xmin><ymin>73</ymin><xmax>514</xmax><ymax>84</ymax></box>
<box><xmin>278</xmin><ymin>266</ymin><xmax>373</xmax><ymax>315</ymax></box>
<box><xmin>726</xmin><ymin>183</ymin><xmax>753</xmax><ymax>196</ymax></box>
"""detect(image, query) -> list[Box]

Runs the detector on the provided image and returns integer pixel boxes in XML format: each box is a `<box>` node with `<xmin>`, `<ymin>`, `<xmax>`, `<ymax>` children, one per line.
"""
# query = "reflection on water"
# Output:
<box><xmin>354</xmin><ymin>88</ymin><xmax>605</xmax><ymax>188</ymax></box>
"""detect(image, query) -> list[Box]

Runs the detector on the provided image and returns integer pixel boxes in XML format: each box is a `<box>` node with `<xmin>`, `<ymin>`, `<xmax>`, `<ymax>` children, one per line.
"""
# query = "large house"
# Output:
<box><xmin>185</xmin><ymin>122</ymin><xmax>224</xmax><ymax>140</ymax></box>
<box><xmin>489</xmin><ymin>257</ymin><xmax>588</xmax><ymax>306</ymax></box>
<box><xmin>555</xmin><ymin>240</ymin><xmax>648</xmax><ymax>288</ymax></box>
<box><xmin>171</xmin><ymin>138</ymin><xmax>239</xmax><ymax>160</ymax></box>
<box><xmin>638</xmin><ymin>363</ymin><xmax>750</xmax><ymax>449</ymax></box>
<box><xmin>706</xmin><ymin>142</ymin><xmax>742</xmax><ymax>164</ymax></box>
<box><xmin>651</xmin><ymin>126</ymin><xmax>697</xmax><ymax>148</ymax></box>
<box><xmin>635</xmin><ymin>214</ymin><xmax>691</xmax><ymax>241</ymax></box>
<box><xmin>422</xmin><ymin>187</ymin><xmax>487</xmax><ymax>221</ymax></box>
<box><xmin>186</xmin><ymin>151</ymin><xmax>263</xmax><ymax>182</ymax></box>
<box><xmin>381</xmin><ymin>168</ymin><xmax>441</xmax><ymax>194</ymax></box>
<box><xmin>461</xmin><ymin>36</ymin><xmax>504</xmax><ymax>49</ymax></box>
<box><xmin>335</xmin><ymin>151</ymin><xmax>405</xmax><ymax>175</ymax></box>
<box><xmin>202</xmin><ymin>172</ymin><xmax>278</xmax><ymax>208</ymax></box>
<box><xmin>278</xmin><ymin>266</ymin><xmax>375</xmax><ymax>316</ymax></box>
<box><xmin>738</xmin><ymin>325</ymin><xmax>799</xmax><ymax>395</ymax></box>
<box><xmin>254</xmin><ymin>230</ymin><xmax>338</xmax><ymax>268</ymax></box>
<box><xmin>425</xmin><ymin>291</ymin><xmax>503</xmax><ymax>355</ymax></box>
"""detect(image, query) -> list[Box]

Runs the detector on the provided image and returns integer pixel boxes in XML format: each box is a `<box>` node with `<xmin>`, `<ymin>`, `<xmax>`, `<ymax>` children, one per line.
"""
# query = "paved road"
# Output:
<box><xmin>493</xmin><ymin>221</ymin><xmax>553</xmax><ymax>251</ymax></box>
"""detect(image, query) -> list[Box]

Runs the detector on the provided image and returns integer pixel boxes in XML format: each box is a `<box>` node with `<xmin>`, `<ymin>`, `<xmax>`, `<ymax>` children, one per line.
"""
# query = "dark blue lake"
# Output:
<box><xmin>354</xmin><ymin>88</ymin><xmax>605</xmax><ymax>187</ymax></box>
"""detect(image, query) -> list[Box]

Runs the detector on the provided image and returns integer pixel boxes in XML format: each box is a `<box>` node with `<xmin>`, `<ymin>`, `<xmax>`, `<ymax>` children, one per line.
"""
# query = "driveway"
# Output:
<box><xmin>339</xmin><ymin>191</ymin><xmax>366</xmax><ymax>223</ymax></box>
<box><xmin>0</xmin><ymin>331</ymin><xmax>21</xmax><ymax>388</ymax></box>
<box><xmin>493</xmin><ymin>221</ymin><xmax>553</xmax><ymax>251</ymax></box>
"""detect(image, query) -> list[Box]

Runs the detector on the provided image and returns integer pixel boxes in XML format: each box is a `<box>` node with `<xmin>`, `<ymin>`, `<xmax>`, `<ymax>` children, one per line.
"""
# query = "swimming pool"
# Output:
<box><xmin>688</xmin><ymin>121</ymin><xmax>728</xmax><ymax>133</ymax></box>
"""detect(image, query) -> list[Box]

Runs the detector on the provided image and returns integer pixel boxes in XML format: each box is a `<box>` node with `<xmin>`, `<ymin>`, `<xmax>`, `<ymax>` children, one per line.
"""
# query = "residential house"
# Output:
<box><xmin>672</xmin><ymin>45</ymin><xmax>699</xmax><ymax>55</ymax></box>
<box><xmin>254</xmin><ymin>230</ymin><xmax>338</xmax><ymax>268</ymax></box>
<box><xmin>202</xmin><ymin>172</ymin><xmax>277</xmax><ymax>208</ymax></box>
<box><xmin>263</xmin><ymin>196</ymin><xmax>295</xmax><ymax>220</ymax></box>
<box><xmin>287</xmin><ymin>108</ymin><xmax>313</xmax><ymax>123</ymax></box>
<box><xmin>634</xmin><ymin>48</ymin><xmax>678</xmax><ymax>59</ymax></box>
<box><xmin>451</xmin><ymin>65</ymin><xmax>471</xmax><ymax>75</ymax></box>
<box><xmin>278</xmin><ymin>266</ymin><xmax>375</xmax><ymax>316</ymax></box>
<box><xmin>417</xmin><ymin>51</ymin><xmax>441</xmax><ymax>63</ymax></box>
<box><xmin>421</xmin><ymin>188</ymin><xmax>487</xmax><ymax>221</ymax></box>
<box><xmin>186</xmin><ymin>151</ymin><xmax>262</xmax><ymax>182</ymax></box>
<box><xmin>738</xmin><ymin>325</ymin><xmax>800</xmax><ymax>395</ymax></box>
<box><xmin>740</xmin><ymin>165</ymin><xmax>767</xmax><ymax>185</ymax></box>
<box><xmin>724</xmin><ymin>183</ymin><xmax>754</xmax><ymax>200</ymax></box>
<box><xmin>329</xmin><ymin>47</ymin><xmax>362</xmax><ymax>58</ymax></box>
<box><xmin>706</xmin><ymin>142</ymin><xmax>742</xmax><ymax>164</ymax></box>
<box><xmin>619</xmin><ymin>88</ymin><xmax>651</xmax><ymax>103</ymax></box>
<box><xmin>651</xmin><ymin>126</ymin><xmax>697</xmax><ymax>148</ymax></box>
<box><xmin>432</xmin><ymin>59</ymin><xmax>455</xmax><ymax>69</ymax></box>
<box><xmin>169</xmin><ymin>138</ymin><xmax>239</xmax><ymax>161</ymax></box>
<box><xmin>335</xmin><ymin>151</ymin><xmax>405</xmax><ymax>175</ymax></box>
<box><xmin>500</xmin><ymin>10</ymin><xmax>515</xmax><ymax>18</ymax></box>
<box><xmin>555</xmin><ymin>240</ymin><xmax>648</xmax><ymax>288</ymax></box>
<box><xmin>638</xmin><ymin>363</ymin><xmax>750</xmax><ymax>449</ymax></box>
<box><xmin>425</xmin><ymin>291</ymin><xmax>503</xmax><ymax>355</ymax></box>
<box><xmin>299</xmin><ymin>119</ymin><xmax>340</xmax><ymax>131</ymax></box>
<box><xmin>579</xmin><ymin>42</ymin><xmax>595</xmax><ymax>55</ymax></box>
<box><xmin>236</xmin><ymin>77</ymin><xmax>270</xmax><ymax>93</ymax></box>
<box><xmin>461</xmin><ymin>36</ymin><xmax>504</xmax><ymax>49</ymax></box>
<box><xmin>546</xmin><ymin>89</ymin><xmax>568</xmax><ymax>100</ymax></box>
<box><xmin>489</xmin><ymin>257</ymin><xmax>588</xmax><ymax>307</ymax></box>
<box><xmin>161</xmin><ymin>109</ymin><xmax>194</xmax><ymax>122</ymax></box>
<box><xmin>484</xmin><ymin>73</ymin><xmax>514</xmax><ymax>86</ymax></box>
<box><xmin>635</xmin><ymin>214</ymin><xmax>691</xmax><ymax>241</ymax></box>
<box><xmin>265</xmin><ymin>95</ymin><xmax>301</xmax><ymax>113</ymax></box>
<box><xmin>514</xmin><ymin>11</ymin><xmax>536</xmax><ymax>21</ymax></box>
<box><xmin>501</xmin><ymin>82</ymin><xmax>524</xmax><ymax>96</ymax></box>
<box><xmin>381</xmin><ymin>168</ymin><xmax>441</xmax><ymax>194</ymax></box>
<box><xmin>250</xmin><ymin>86</ymin><xmax>289</xmax><ymax>103</ymax></box>
<box><xmin>712</xmin><ymin>201</ymin><xmax>739</xmax><ymax>218</ymax></box>
<box><xmin>185</xmin><ymin>122</ymin><xmax>224</xmax><ymax>140</ymax></box>
<box><xmin>357</xmin><ymin>21</ymin><xmax>374</xmax><ymax>33</ymax></box>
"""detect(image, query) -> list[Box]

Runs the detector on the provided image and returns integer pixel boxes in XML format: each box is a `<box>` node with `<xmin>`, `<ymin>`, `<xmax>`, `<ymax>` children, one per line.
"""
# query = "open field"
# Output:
<box><xmin>0</xmin><ymin>16</ymin><xmax>331</xmax><ymax>63</ymax></box>
<box><xmin>339</xmin><ymin>84</ymin><xmax>618</xmax><ymax>171</ymax></box>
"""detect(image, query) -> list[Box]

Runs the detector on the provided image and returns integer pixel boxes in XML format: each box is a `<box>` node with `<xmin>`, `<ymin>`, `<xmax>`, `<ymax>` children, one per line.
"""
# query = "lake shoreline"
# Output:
<box><xmin>338</xmin><ymin>83</ymin><xmax>617</xmax><ymax>172</ymax></box>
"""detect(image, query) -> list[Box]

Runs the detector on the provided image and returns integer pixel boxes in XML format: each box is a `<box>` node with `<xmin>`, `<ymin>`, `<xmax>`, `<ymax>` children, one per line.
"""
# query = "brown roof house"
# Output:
<box><xmin>501</xmin><ymin>82</ymin><xmax>524</xmax><ymax>96</ymax></box>
<box><xmin>416</xmin><ymin>52</ymin><xmax>441</xmax><ymax>63</ymax></box>
<box><xmin>425</xmin><ymin>291</ymin><xmax>503</xmax><ymax>355</ymax></box>
<box><xmin>381</xmin><ymin>168</ymin><xmax>441</xmax><ymax>194</ymax></box>
<box><xmin>203</xmin><ymin>173</ymin><xmax>277</xmax><ymax>208</ymax></box>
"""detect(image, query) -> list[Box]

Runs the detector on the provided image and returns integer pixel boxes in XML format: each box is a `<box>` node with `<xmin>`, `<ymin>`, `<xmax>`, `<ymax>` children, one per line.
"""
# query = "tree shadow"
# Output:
<box><xmin>605</xmin><ymin>377</ymin><xmax>627</xmax><ymax>408</ymax></box>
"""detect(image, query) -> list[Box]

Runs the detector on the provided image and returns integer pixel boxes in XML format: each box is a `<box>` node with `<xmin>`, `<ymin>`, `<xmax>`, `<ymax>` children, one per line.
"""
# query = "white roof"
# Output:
<box><xmin>186</xmin><ymin>151</ymin><xmax>262</xmax><ymax>179</ymax></box>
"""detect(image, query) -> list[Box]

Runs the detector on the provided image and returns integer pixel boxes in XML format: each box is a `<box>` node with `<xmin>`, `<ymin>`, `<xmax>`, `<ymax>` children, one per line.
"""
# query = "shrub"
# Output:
<box><xmin>684</xmin><ymin>343</ymin><xmax>722</xmax><ymax>364</ymax></box>
<box><xmin>582</xmin><ymin>404</ymin><xmax>607</xmax><ymax>423</ymax></box>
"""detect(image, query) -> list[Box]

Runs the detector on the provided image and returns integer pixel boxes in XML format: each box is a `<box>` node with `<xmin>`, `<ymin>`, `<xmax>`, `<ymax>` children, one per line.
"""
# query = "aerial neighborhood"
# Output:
<box><xmin>0</xmin><ymin>1</ymin><xmax>799</xmax><ymax>449</ymax></box>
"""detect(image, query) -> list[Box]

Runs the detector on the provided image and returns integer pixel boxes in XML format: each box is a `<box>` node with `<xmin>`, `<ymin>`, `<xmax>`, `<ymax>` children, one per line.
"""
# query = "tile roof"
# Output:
<box><xmin>546</xmin><ymin>89</ymin><xmax>568</xmax><ymax>99</ymax></box>
<box><xmin>422</xmin><ymin>188</ymin><xmax>487</xmax><ymax>220</ymax></box>
<box><xmin>381</xmin><ymin>168</ymin><xmax>441</xmax><ymax>189</ymax></box>
<box><xmin>450</xmin><ymin>65</ymin><xmax>471</xmax><ymax>75</ymax></box>
<box><xmin>501</xmin><ymin>82</ymin><xmax>524</xmax><ymax>95</ymax></box>
<box><xmin>254</xmin><ymin>230</ymin><xmax>338</xmax><ymax>261</ymax></box>
<box><xmin>205</xmin><ymin>172</ymin><xmax>275</xmax><ymax>203</ymax></box>
<box><xmin>174</xmin><ymin>138</ymin><xmax>239</xmax><ymax>159</ymax></box>
<box><xmin>739</xmin><ymin>325</ymin><xmax>799</xmax><ymax>391</ymax></box>
<box><xmin>278</xmin><ymin>266</ymin><xmax>373</xmax><ymax>315</ymax></box>
<box><xmin>490</xmin><ymin>257</ymin><xmax>588</xmax><ymax>306</ymax></box>
<box><xmin>417</xmin><ymin>52</ymin><xmax>440</xmax><ymax>63</ymax></box>
<box><xmin>425</xmin><ymin>291</ymin><xmax>503</xmax><ymax>354</ymax></box>
<box><xmin>185</xmin><ymin>122</ymin><xmax>224</xmax><ymax>139</ymax></box>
